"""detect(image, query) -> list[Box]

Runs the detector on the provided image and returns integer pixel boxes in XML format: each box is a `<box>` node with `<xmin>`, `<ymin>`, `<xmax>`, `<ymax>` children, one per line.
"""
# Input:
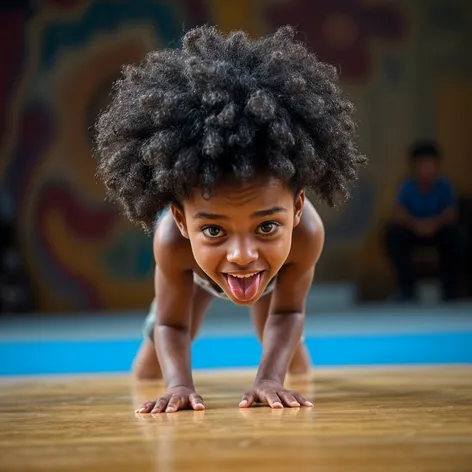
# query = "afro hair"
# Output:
<box><xmin>95</xmin><ymin>25</ymin><xmax>366</xmax><ymax>232</ymax></box>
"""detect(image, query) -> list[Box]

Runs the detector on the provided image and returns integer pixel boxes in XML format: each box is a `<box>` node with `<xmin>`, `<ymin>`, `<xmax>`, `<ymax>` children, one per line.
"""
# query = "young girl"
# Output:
<box><xmin>95</xmin><ymin>25</ymin><xmax>366</xmax><ymax>413</ymax></box>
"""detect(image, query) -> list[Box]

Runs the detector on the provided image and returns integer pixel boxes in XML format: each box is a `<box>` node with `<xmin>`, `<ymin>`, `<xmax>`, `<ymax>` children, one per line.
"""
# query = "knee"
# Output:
<box><xmin>132</xmin><ymin>362</ymin><xmax>153</xmax><ymax>381</ymax></box>
<box><xmin>131</xmin><ymin>348</ymin><xmax>162</xmax><ymax>381</ymax></box>
<box><xmin>437</xmin><ymin>224</ymin><xmax>459</xmax><ymax>239</ymax></box>
<box><xmin>190</xmin><ymin>327</ymin><xmax>199</xmax><ymax>342</ymax></box>
<box><xmin>132</xmin><ymin>368</ymin><xmax>160</xmax><ymax>382</ymax></box>
<box><xmin>436</xmin><ymin>224</ymin><xmax>460</xmax><ymax>247</ymax></box>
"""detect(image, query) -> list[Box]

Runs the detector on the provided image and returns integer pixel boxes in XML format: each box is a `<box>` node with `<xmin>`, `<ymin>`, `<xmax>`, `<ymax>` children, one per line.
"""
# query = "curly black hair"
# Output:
<box><xmin>95</xmin><ymin>25</ymin><xmax>366</xmax><ymax>232</ymax></box>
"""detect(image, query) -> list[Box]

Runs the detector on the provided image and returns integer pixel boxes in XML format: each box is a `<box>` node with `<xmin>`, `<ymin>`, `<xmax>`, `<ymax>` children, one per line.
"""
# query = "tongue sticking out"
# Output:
<box><xmin>226</xmin><ymin>273</ymin><xmax>262</xmax><ymax>302</ymax></box>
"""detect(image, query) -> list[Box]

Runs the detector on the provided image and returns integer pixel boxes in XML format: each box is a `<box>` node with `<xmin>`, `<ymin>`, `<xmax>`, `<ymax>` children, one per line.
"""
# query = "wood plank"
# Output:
<box><xmin>0</xmin><ymin>366</ymin><xmax>471</xmax><ymax>472</ymax></box>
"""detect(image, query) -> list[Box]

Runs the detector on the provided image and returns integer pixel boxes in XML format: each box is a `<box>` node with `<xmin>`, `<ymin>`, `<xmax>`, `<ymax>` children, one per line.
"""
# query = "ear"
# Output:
<box><xmin>293</xmin><ymin>190</ymin><xmax>305</xmax><ymax>227</ymax></box>
<box><xmin>170</xmin><ymin>204</ymin><xmax>189</xmax><ymax>239</ymax></box>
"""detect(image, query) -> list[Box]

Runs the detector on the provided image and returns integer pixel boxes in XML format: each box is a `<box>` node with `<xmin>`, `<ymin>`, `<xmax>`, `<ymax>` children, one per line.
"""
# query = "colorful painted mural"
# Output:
<box><xmin>0</xmin><ymin>0</ymin><xmax>470</xmax><ymax>311</ymax></box>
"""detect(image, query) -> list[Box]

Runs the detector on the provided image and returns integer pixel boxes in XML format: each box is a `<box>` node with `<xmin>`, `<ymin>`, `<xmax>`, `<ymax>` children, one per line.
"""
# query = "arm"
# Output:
<box><xmin>255</xmin><ymin>264</ymin><xmax>314</xmax><ymax>386</ymax></box>
<box><xmin>241</xmin><ymin>212</ymin><xmax>324</xmax><ymax>408</ymax></box>
<box><xmin>393</xmin><ymin>204</ymin><xmax>417</xmax><ymax>229</ymax></box>
<box><xmin>137</xmin><ymin>216</ymin><xmax>204</xmax><ymax>414</ymax></box>
<box><xmin>416</xmin><ymin>182</ymin><xmax>457</xmax><ymax>235</ymax></box>
<box><xmin>432</xmin><ymin>206</ymin><xmax>457</xmax><ymax>227</ymax></box>
<box><xmin>393</xmin><ymin>202</ymin><xmax>456</xmax><ymax>236</ymax></box>
<box><xmin>393</xmin><ymin>182</ymin><xmax>417</xmax><ymax>229</ymax></box>
<box><xmin>153</xmin><ymin>263</ymin><xmax>194</xmax><ymax>391</ymax></box>
<box><xmin>430</xmin><ymin>183</ymin><xmax>458</xmax><ymax>228</ymax></box>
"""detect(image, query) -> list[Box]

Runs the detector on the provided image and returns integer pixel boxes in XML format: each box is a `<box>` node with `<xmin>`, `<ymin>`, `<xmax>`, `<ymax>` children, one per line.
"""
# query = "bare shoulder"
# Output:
<box><xmin>153</xmin><ymin>210</ymin><xmax>195</xmax><ymax>274</ymax></box>
<box><xmin>152</xmin><ymin>211</ymin><xmax>196</xmax><ymax>327</ymax></box>
<box><xmin>271</xmin><ymin>199</ymin><xmax>324</xmax><ymax>313</ymax></box>
<box><xmin>288</xmin><ymin>198</ymin><xmax>325</xmax><ymax>268</ymax></box>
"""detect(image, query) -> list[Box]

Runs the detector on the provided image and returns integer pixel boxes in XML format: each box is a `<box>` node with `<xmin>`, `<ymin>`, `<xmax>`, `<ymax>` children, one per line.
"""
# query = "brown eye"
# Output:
<box><xmin>257</xmin><ymin>222</ymin><xmax>279</xmax><ymax>235</ymax></box>
<box><xmin>202</xmin><ymin>226</ymin><xmax>224</xmax><ymax>238</ymax></box>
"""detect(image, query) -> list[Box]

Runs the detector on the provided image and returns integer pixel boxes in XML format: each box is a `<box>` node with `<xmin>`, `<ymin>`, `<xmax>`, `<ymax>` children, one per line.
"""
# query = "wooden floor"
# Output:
<box><xmin>1</xmin><ymin>366</ymin><xmax>472</xmax><ymax>472</ymax></box>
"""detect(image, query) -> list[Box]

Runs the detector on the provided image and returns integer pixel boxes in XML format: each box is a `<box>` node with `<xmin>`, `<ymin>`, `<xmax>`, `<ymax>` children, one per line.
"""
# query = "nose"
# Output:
<box><xmin>226</xmin><ymin>235</ymin><xmax>258</xmax><ymax>267</ymax></box>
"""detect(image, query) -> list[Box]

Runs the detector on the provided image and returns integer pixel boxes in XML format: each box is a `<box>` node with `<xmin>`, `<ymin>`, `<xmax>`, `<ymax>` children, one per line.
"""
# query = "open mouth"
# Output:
<box><xmin>223</xmin><ymin>271</ymin><xmax>264</xmax><ymax>302</ymax></box>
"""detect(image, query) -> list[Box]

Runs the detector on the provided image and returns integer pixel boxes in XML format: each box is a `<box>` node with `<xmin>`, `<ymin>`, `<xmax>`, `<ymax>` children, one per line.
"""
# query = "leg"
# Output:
<box><xmin>250</xmin><ymin>292</ymin><xmax>311</xmax><ymax>375</ymax></box>
<box><xmin>131</xmin><ymin>300</ymin><xmax>162</xmax><ymax>379</ymax></box>
<box><xmin>385</xmin><ymin>224</ymin><xmax>417</xmax><ymax>300</ymax></box>
<box><xmin>434</xmin><ymin>224</ymin><xmax>461</xmax><ymax>300</ymax></box>
<box><xmin>132</xmin><ymin>284</ymin><xmax>213</xmax><ymax>380</ymax></box>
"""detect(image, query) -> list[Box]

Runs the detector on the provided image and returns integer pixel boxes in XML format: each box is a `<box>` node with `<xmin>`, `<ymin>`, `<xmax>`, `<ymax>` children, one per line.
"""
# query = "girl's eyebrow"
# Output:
<box><xmin>192</xmin><ymin>207</ymin><xmax>288</xmax><ymax>220</ymax></box>
<box><xmin>251</xmin><ymin>206</ymin><xmax>288</xmax><ymax>218</ymax></box>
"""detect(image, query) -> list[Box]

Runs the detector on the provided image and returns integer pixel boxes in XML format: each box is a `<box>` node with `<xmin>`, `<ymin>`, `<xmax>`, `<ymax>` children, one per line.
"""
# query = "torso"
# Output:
<box><xmin>402</xmin><ymin>177</ymin><xmax>453</xmax><ymax>219</ymax></box>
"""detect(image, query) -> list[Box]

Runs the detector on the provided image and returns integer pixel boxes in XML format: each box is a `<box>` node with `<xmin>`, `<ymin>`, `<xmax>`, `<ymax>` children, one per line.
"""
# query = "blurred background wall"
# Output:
<box><xmin>1</xmin><ymin>0</ymin><xmax>471</xmax><ymax>313</ymax></box>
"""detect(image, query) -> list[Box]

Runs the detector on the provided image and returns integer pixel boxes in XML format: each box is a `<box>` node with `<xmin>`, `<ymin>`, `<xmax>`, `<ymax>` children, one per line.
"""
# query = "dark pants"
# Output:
<box><xmin>385</xmin><ymin>224</ymin><xmax>461</xmax><ymax>300</ymax></box>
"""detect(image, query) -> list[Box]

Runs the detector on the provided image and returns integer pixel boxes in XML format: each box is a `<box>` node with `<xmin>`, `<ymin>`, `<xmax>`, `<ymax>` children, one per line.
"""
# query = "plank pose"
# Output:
<box><xmin>95</xmin><ymin>25</ymin><xmax>366</xmax><ymax>413</ymax></box>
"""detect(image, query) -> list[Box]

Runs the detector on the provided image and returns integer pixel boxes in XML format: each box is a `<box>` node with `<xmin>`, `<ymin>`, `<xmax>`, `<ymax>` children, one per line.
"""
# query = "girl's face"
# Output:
<box><xmin>172</xmin><ymin>177</ymin><xmax>304</xmax><ymax>306</ymax></box>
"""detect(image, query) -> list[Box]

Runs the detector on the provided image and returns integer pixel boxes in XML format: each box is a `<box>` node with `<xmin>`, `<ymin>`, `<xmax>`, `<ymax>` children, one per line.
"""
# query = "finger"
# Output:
<box><xmin>294</xmin><ymin>393</ymin><xmax>314</xmax><ymax>407</ymax></box>
<box><xmin>151</xmin><ymin>397</ymin><xmax>168</xmax><ymax>414</ymax></box>
<box><xmin>136</xmin><ymin>401</ymin><xmax>156</xmax><ymax>414</ymax></box>
<box><xmin>165</xmin><ymin>395</ymin><xmax>182</xmax><ymax>413</ymax></box>
<box><xmin>265</xmin><ymin>392</ymin><xmax>283</xmax><ymax>409</ymax></box>
<box><xmin>239</xmin><ymin>392</ymin><xmax>255</xmax><ymax>408</ymax></box>
<box><xmin>189</xmin><ymin>393</ymin><xmax>205</xmax><ymax>411</ymax></box>
<box><xmin>278</xmin><ymin>391</ymin><xmax>300</xmax><ymax>408</ymax></box>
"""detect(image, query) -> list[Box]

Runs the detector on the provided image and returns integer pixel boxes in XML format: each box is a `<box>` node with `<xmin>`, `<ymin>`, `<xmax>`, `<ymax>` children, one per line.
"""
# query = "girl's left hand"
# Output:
<box><xmin>239</xmin><ymin>379</ymin><xmax>314</xmax><ymax>409</ymax></box>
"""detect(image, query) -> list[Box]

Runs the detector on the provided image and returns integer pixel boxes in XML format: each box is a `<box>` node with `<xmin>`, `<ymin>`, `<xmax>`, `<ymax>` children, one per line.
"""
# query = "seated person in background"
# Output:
<box><xmin>385</xmin><ymin>140</ymin><xmax>460</xmax><ymax>302</ymax></box>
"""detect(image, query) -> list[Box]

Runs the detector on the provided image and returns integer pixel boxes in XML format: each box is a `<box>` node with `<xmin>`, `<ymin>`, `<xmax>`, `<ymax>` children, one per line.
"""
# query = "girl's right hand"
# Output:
<box><xmin>135</xmin><ymin>386</ymin><xmax>205</xmax><ymax>414</ymax></box>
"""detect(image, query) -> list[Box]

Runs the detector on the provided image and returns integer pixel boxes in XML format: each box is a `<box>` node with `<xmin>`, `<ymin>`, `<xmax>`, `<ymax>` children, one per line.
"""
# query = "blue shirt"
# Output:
<box><xmin>396</xmin><ymin>177</ymin><xmax>456</xmax><ymax>219</ymax></box>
